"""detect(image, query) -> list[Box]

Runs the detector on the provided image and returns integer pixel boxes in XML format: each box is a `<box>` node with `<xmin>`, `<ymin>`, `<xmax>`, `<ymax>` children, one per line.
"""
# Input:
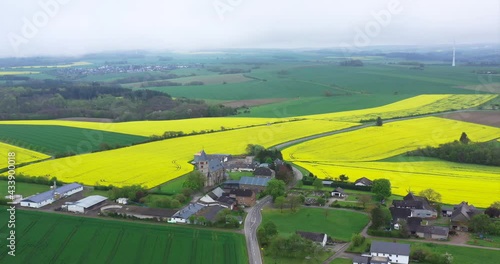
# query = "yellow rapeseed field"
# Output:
<box><xmin>10</xmin><ymin>61</ymin><xmax>92</xmax><ymax>68</ymax></box>
<box><xmin>0</xmin><ymin>117</ymin><xmax>288</xmax><ymax>137</ymax></box>
<box><xmin>302</xmin><ymin>94</ymin><xmax>497</xmax><ymax>122</ymax></box>
<box><xmin>295</xmin><ymin>160</ymin><xmax>499</xmax><ymax>208</ymax></box>
<box><xmin>0</xmin><ymin>71</ymin><xmax>39</xmax><ymax>75</ymax></box>
<box><xmin>0</xmin><ymin>142</ymin><xmax>51</xmax><ymax>168</ymax></box>
<box><xmin>12</xmin><ymin>120</ymin><xmax>358</xmax><ymax>188</ymax></box>
<box><xmin>285</xmin><ymin>117</ymin><xmax>500</xmax><ymax>207</ymax></box>
<box><xmin>284</xmin><ymin>117</ymin><xmax>500</xmax><ymax>162</ymax></box>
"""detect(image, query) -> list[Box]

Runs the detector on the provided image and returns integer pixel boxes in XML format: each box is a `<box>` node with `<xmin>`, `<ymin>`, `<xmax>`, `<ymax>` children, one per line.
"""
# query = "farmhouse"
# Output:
<box><xmin>295</xmin><ymin>231</ymin><xmax>327</xmax><ymax>247</ymax></box>
<box><xmin>195</xmin><ymin>205</ymin><xmax>226</xmax><ymax>223</ymax></box>
<box><xmin>354</xmin><ymin>177</ymin><xmax>373</xmax><ymax>186</ymax></box>
<box><xmin>451</xmin><ymin>201</ymin><xmax>480</xmax><ymax>231</ymax></box>
<box><xmin>228</xmin><ymin>189</ymin><xmax>256</xmax><ymax>207</ymax></box>
<box><xmin>20</xmin><ymin>183</ymin><xmax>83</xmax><ymax>208</ymax></box>
<box><xmin>331</xmin><ymin>187</ymin><xmax>346</xmax><ymax>198</ymax></box>
<box><xmin>171</xmin><ymin>203</ymin><xmax>205</xmax><ymax>223</ymax></box>
<box><xmin>67</xmin><ymin>195</ymin><xmax>107</xmax><ymax>213</ymax></box>
<box><xmin>226</xmin><ymin>156</ymin><xmax>257</xmax><ymax>172</ymax></box>
<box><xmin>370</xmin><ymin>241</ymin><xmax>410</xmax><ymax>264</ymax></box>
<box><xmin>392</xmin><ymin>192</ymin><xmax>437</xmax><ymax>218</ymax></box>
<box><xmin>415</xmin><ymin>225</ymin><xmax>449</xmax><ymax>240</ymax></box>
<box><xmin>253</xmin><ymin>167</ymin><xmax>274</xmax><ymax>178</ymax></box>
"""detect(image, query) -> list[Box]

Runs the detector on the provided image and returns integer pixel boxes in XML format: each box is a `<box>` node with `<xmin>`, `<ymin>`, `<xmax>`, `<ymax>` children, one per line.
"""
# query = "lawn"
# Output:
<box><xmin>0</xmin><ymin>124</ymin><xmax>148</xmax><ymax>156</ymax></box>
<box><xmin>228</xmin><ymin>171</ymin><xmax>253</xmax><ymax>180</ymax></box>
<box><xmin>263</xmin><ymin>250</ymin><xmax>331</xmax><ymax>264</ymax></box>
<box><xmin>262</xmin><ymin>207</ymin><xmax>369</xmax><ymax>241</ymax></box>
<box><xmin>0</xmin><ymin>180</ymin><xmax>53</xmax><ymax>197</ymax></box>
<box><xmin>0</xmin><ymin>209</ymin><xmax>248</xmax><ymax>264</ymax></box>
<box><xmin>329</xmin><ymin>258</ymin><xmax>352</xmax><ymax>264</ymax></box>
<box><xmin>467</xmin><ymin>234</ymin><xmax>500</xmax><ymax>248</ymax></box>
<box><xmin>152</xmin><ymin>175</ymin><xmax>188</xmax><ymax>195</ymax></box>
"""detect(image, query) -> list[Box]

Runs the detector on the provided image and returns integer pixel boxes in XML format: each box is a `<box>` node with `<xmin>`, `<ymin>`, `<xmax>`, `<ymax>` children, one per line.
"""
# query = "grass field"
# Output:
<box><xmin>328</xmin><ymin>258</ymin><xmax>352</xmax><ymax>264</ymax></box>
<box><xmin>0</xmin><ymin>142</ymin><xmax>50</xmax><ymax>168</ymax></box>
<box><xmin>263</xmin><ymin>251</ymin><xmax>331</xmax><ymax>264</ymax></box>
<box><xmin>285</xmin><ymin>117</ymin><xmax>500</xmax><ymax>207</ymax></box>
<box><xmin>0</xmin><ymin>180</ymin><xmax>52</xmax><ymax>197</ymax></box>
<box><xmin>9</xmin><ymin>120</ymin><xmax>358</xmax><ymax>188</ymax></box>
<box><xmin>0</xmin><ymin>125</ymin><xmax>148</xmax><ymax>155</ymax></box>
<box><xmin>262</xmin><ymin>208</ymin><xmax>369</xmax><ymax>241</ymax></box>
<box><xmin>228</xmin><ymin>171</ymin><xmax>254</xmax><ymax>180</ymax></box>
<box><xmin>0</xmin><ymin>209</ymin><xmax>247</xmax><ymax>264</ymax></box>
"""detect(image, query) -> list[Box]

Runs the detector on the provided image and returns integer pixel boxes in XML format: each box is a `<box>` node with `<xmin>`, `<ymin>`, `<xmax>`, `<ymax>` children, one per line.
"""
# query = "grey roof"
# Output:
<box><xmin>115</xmin><ymin>206</ymin><xmax>177</xmax><ymax>218</ymax></box>
<box><xmin>239</xmin><ymin>176</ymin><xmax>270</xmax><ymax>186</ymax></box>
<box><xmin>173</xmin><ymin>203</ymin><xmax>205</xmax><ymax>219</ymax></box>
<box><xmin>253</xmin><ymin>167</ymin><xmax>273</xmax><ymax>176</ymax></box>
<box><xmin>208</xmin><ymin>159</ymin><xmax>223</xmax><ymax>172</ymax></box>
<box><xmin>332</xmin><ymin>187</ymin><xmax>345</xmax><ymax>193</ymax></box>
<box><xmin>370</xmin><ymin>256</ymin><xmax>390</xmax><ymax>264</ymax></box>
<box><xmin>407</xmin><ymin>217</ymin><xmax>423</xmax><ymax>232</ymax></box>
<box><xmin>72</xmin><ymin>195</ymin><xmax>107</xmax><ymax>208</ymax></box>
<box><xmin>390</xmin><ymin>207</ymin><xmax>412</xmax><ymax>221</ymax></box>
<box><xmin>229</xmin><ymin>189</ymin><xmax>254</xmax><ymax>197</ymax></box>
<box><xmin>370</xmin><ymin>241</ymin><xmax>410</xmax><ymax>256</ymax></box>
<box><xmin>197</xmin><ymin>205</ymin><xmax>225</xmax><ymax>222</ymax></box>
<box><xmin>352</xmin><ymin>256</ymin><xmax>369</xmax><ymax>264</ymax></box>
<box><xmin>223</xmin><ymin>180</ymin><xmax>240</xmax><ymax>186</ymax></box>
<box><xmin>21</xmin><ymin>183</ymin><xmax>83</xmax><ymax>203</ymax></box>
<box><xmin>416</xmin><ymin>226</ymin><xmax>449</xmax><ymax>236</ymax></box>
<box><xmin>296</xmin><ymin>231</ymin><xmax>326</xmax><ymax>243</ymax></box>
<box><xmin>354</xmin><ymin>177</ymin><xmax>373</xmax><ymax>185</ymax></box>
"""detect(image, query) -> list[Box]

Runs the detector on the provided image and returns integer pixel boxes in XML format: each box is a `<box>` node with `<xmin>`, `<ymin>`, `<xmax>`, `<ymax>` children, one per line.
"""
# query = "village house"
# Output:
<box><xmin>253</xmin><ymin>167</ymin><xmax>274</xmax><ymax>178</ymax></box>
<box><xmin>451</xmin><ymin>201</ymin><xmax>481</xmax><ymax>231</ymax></box>
<box><xmin>354</xmin><ymin>177</ymin><xmax>373</xmax><ymax>186</ymax></box>
<box><xmin>228</xmin><ymin>189</ymin><xmax>256</xmax><ymax>207</ymax></box>
<box><xmin>295</xmin><ymin>231</ymin><xmax>328</xmax><ymax>247</ymax></box>
<box><xmin>369</xmin><ymin>241</ymin><xmax>410</xmax><ymax>264</ymax></box>
<box><xmin>331</xmin><ymin>187</ymin><xmax>346</xmax><ymax>198</ymax></box>
<box><xmin>392</xmin><ymin>192</ymin><xmax>437</xmax><ymax>218</ymax></box>
<box><xmin>238</xmin><ymin>176</ymin><xmax>270</xmax><ymax>192</ymax></box>
<box><xmin>415</xmin><ymin>225</ymin><xmax>449</xmax><ymax>240</ymax></box>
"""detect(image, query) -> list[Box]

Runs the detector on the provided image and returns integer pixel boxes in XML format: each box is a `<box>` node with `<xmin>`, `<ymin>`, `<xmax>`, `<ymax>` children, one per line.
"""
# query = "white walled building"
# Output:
<box><xmin>20</xmin><ymin>183</ymin><xmax>83</xmax><ymax>208</ymax></box>
<box><xmin>370</xmin><ymin>241</ymin><xmax>410</xmax><ymax>264</ymax></box>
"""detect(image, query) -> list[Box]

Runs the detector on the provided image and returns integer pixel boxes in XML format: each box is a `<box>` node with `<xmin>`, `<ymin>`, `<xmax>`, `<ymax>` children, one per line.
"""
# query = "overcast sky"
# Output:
<box><xmin>0</xmin><ymin>0</ymin><xmax>498</xmax><ymax>57</ymax></box>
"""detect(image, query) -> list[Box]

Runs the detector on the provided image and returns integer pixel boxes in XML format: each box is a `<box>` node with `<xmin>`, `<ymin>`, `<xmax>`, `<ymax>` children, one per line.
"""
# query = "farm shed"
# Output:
<box><xmin>20</xmin><ymin>183</ymin><xmax>83</xmax><ymax>208</ymax></box>
<box><xmin>67</xmin><ymin>195</ymin><xmax>107</xmax><ymax>213</ymax></box>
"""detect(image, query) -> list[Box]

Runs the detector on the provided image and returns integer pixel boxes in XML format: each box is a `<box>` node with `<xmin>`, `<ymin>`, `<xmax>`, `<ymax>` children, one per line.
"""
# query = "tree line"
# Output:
<box><xmin>0</xmin><ymin>80</ymin><xmax>237</xmax><ymax>121</ymax></box>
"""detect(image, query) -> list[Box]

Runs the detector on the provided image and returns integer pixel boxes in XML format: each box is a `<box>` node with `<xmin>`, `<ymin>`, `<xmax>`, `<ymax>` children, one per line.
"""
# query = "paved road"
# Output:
<box><xmin>244</xmin><ymin>196</ymin><xmax>272</xmax><ymax>264</ymax></box>
<box><xmin>272</xmin><ymin>109</ymin><xmax>486</xmax><ymax>151</ymax></box>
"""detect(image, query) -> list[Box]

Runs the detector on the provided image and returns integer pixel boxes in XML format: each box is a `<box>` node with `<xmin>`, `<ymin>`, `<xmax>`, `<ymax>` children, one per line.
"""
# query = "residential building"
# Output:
<box><xmin>228</xmin><ymin>189</ymin><xmax>256</xmax><ymax>207</ymax></box>
<box><xmin>415</xmin><ymin>226</ymin><xmax>449</xmax><ymax>240</ymax></box>
<box><xmin>370</xmin><ymin>241</ymin><xmax>410</xmax><ymax>264</ymax></box>
<box><xmin>295</xmin><ymin>231</ymin><xmax>327</xmax><ymax>247</ymax></box>
<box><xmin>451</xmin><ymin>201</ymin><xmax>480</xmax><ymax>231</ymax></box>
<box><xmin>253</xmin><ymin>167</ymin><xmax>274</xmax><ymax>178</ymax></box>
<box><xmin>354</xmin><ymin>177</ymin><xmax>373</xmax><ymax>186</ymax></box>
<box><xmin>170</xmin><ymin>203</ymin><xmax>206</xmax><ymax>223</ymax></box>
<box><xmin>392</xmin><ymin>192</ymin><xmax>437</xmax><ymax>218</ymax></box>
<box><xmin>331</xmin><ymin>187</ymin><xmax>346</xmax><ymax>198</ymax></box>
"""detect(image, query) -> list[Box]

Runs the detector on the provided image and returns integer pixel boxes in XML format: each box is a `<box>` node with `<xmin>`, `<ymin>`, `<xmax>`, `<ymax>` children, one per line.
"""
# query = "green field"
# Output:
<box><xmin>0</xmin><ymin>180</ymin><xmax>52</xmax><ymax>197</ymax></box>
<box><xmin>262</xmin><ymin>207</ymin><xmax>369</xmax><ymax>241</ymax></box>
<box><xmin>329</xmin><ymin>258</ymin><xmax>352</xmax><ymax>264</ymax></box>
<box><xmin>228</xmin><ymin>171</ymin><xmax>254</xmax><ymax>180</ymax></box>
<box><xmin>148</xmin><ymin>64</ymin><xmax>498</xmax><ymax>117</ymax></box>
<box><xmin>409</xmin><ymin>242</ymin><xmax>500</xmax><ymax>264</ymax></box>
<box><xmin>0</xmin><ymin>125</ymin><xmax>148</xmax><ymax>155</ymax></box>
<box><xmin>0</xmin><ymin>209</ymin><xmax>248</xmax><ymax>264</ymax></box>
<box><xmin>263</xmin><ymin>251</ymin><xmax>331</xmax><ymax>264</ymax></box>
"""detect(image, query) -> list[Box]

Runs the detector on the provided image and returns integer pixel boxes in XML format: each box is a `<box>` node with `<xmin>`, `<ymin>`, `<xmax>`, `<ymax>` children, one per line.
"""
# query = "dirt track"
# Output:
<box><xmin>440</xmin><ymin>111</ymin><xmax>500</xmax><ymax>127</ymax></box>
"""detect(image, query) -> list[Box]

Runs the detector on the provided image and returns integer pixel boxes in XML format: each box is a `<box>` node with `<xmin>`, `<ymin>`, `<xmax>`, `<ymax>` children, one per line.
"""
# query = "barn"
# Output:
<box><xmin>67</xmin><ymin>195</ymin><xmax>107</xmax><ymax>213</ymax></box>
<box><xmin>20</xmin><ymin>183</ymin><xmax>83</xmax><ymax>208</ymax></box>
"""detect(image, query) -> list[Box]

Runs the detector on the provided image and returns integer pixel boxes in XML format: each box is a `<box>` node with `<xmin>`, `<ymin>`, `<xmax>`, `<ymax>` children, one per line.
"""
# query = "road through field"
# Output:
<box><xmin>244</xmin><ymin>196</ymin><xmax>272</xmax><ymax>264</ymax></box>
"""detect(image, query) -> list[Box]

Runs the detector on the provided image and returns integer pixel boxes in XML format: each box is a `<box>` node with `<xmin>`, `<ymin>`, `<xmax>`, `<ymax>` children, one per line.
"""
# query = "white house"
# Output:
<box><xmin>370</xmin><ymin>241</ymin><xmax>410</xmax><ymax>264</ymax></box>
<box><xmin>354</xmin><ymin>177</ymin><xmax>373</xmax><ymax>186</ymax></box>
<box><xmin>331</xmin><ymin>187</ymin><xmax>346</xmax><ymax>198</ymax></box>
<box><xmin>296</xmin><ymin>231</ymin><xmax>328</xmax><ymax>247</ymax></box>
<box><xmin>20</xmin><ymin>183</ymin><xmax>83</xmax><ymax>208</ymax></box>
<box><xmin>116</xmin><ymin>198</ymin><xmax>128</xmax><ymax>204</ymax></box>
